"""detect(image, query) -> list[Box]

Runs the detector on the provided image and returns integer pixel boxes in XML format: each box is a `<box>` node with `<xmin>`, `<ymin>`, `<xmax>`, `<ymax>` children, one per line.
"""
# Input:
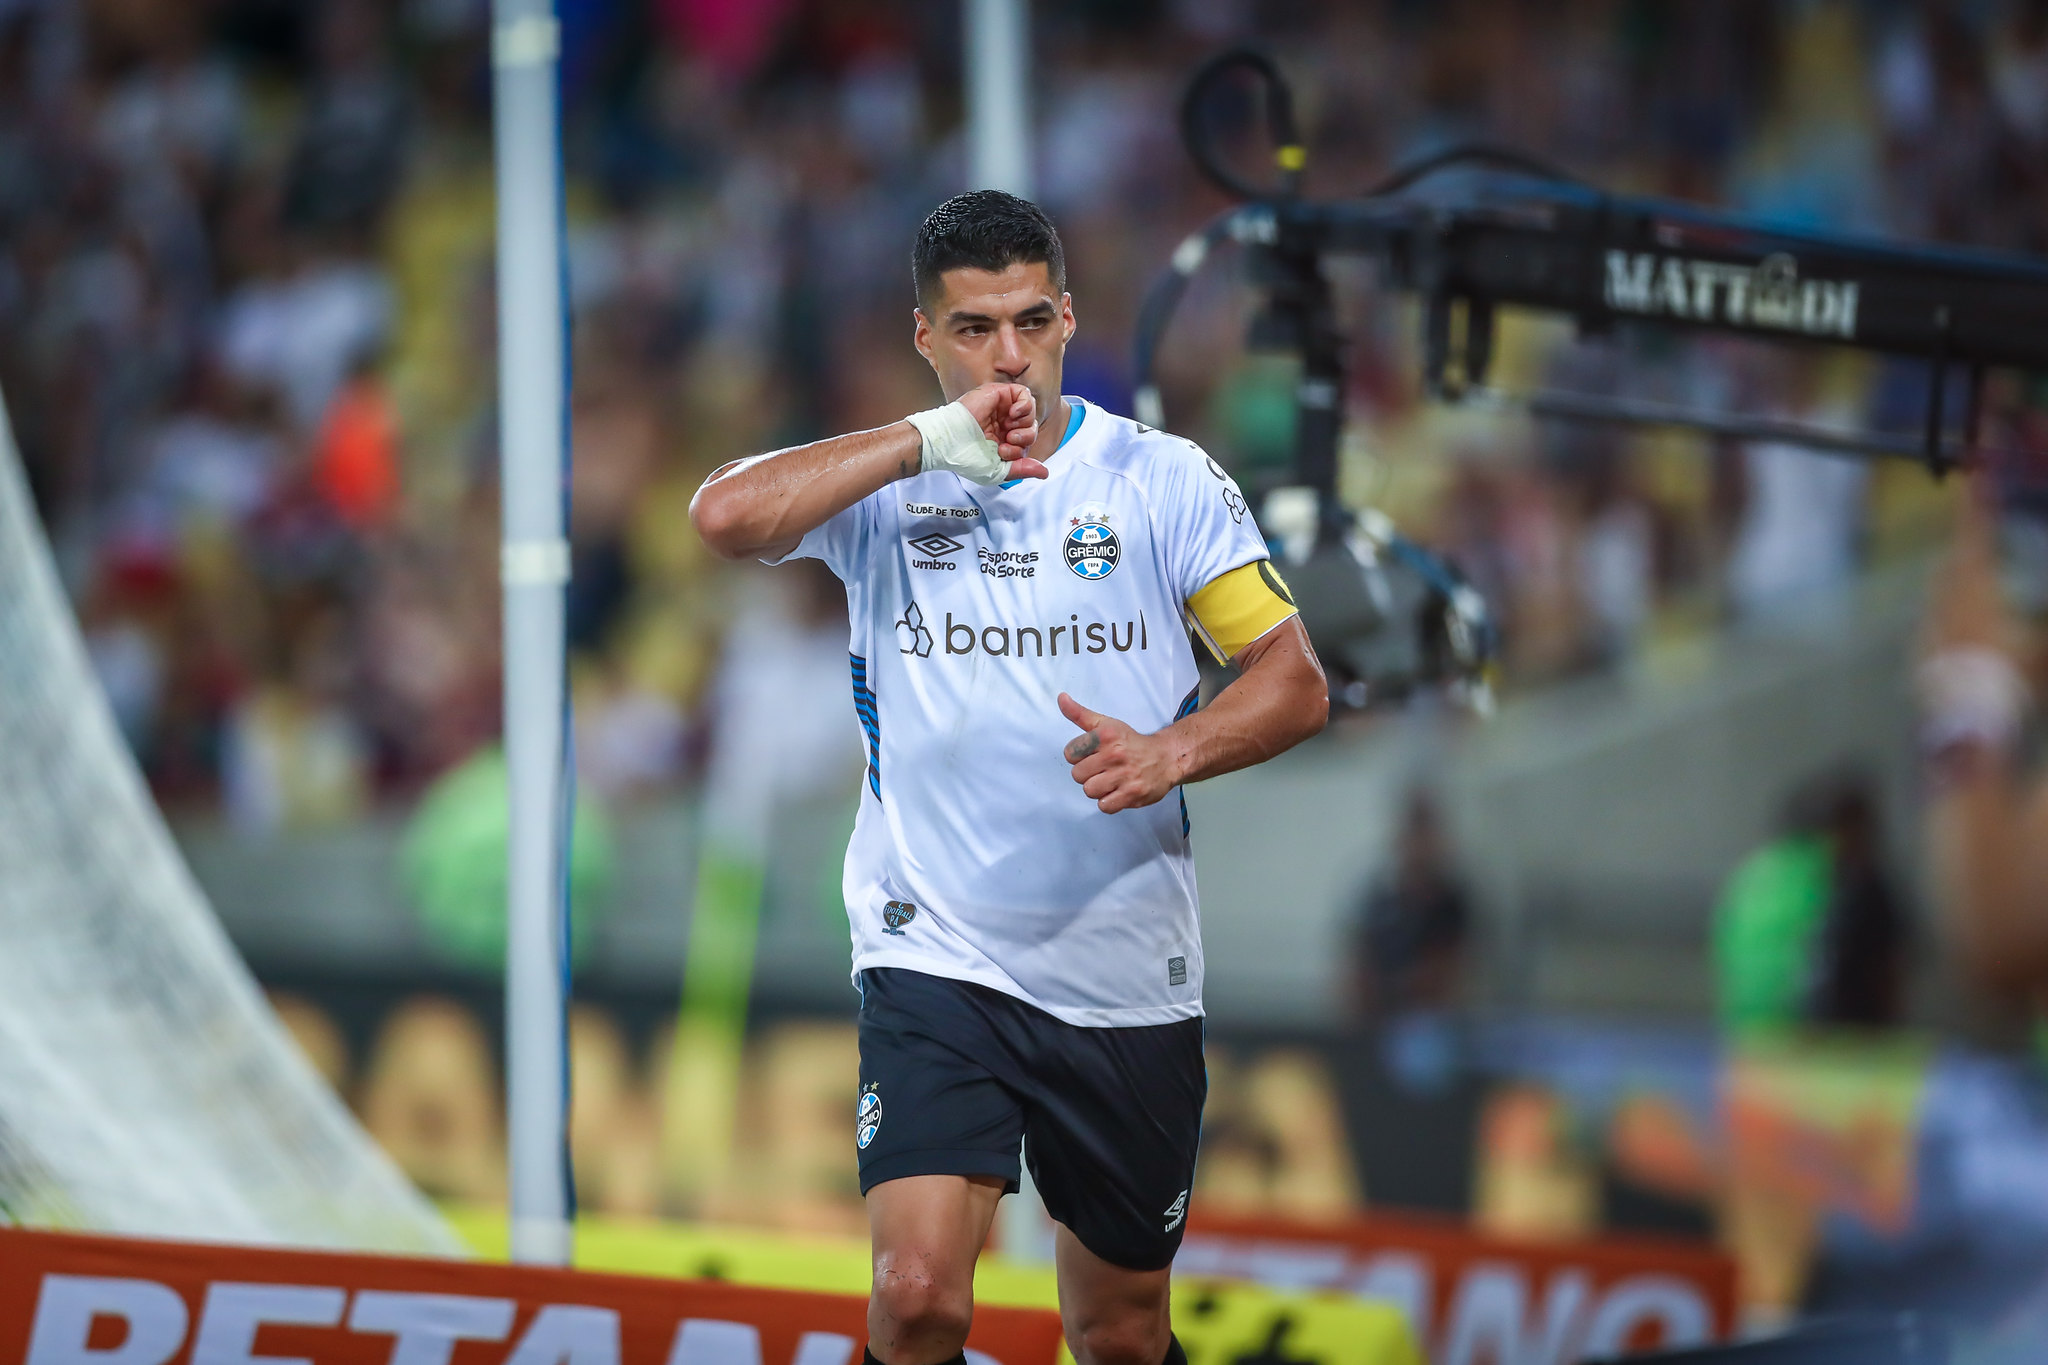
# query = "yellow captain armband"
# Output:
<box><xmin>1185</xmin><ymin>559</ymin><xmax>1299</xmax><ymax>664</ymax></box>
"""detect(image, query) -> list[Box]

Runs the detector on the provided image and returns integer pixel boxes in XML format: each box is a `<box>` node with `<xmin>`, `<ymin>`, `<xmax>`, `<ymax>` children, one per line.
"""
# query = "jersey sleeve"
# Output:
<box><xmin>1156</xmin><ymin>440</ymin><xmax>1275</xmax><ymax>601</ymax></box>
<box><xmin>1185</xmin><ymin>559</ymin><xmax>1300</xmax><ymax>663</ymax></box>
<box><xmin>762</xmin><ymin>495</ymin><xmax>873</xmax><ymax>581</ymax></box>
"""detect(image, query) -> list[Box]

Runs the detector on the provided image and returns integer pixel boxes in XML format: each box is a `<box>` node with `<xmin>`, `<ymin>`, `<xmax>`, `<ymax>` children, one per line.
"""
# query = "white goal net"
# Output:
<box><xmin>0</xmin><ymin>389</ymin><xmax>459</xmax><ymax>1254</ymax></box>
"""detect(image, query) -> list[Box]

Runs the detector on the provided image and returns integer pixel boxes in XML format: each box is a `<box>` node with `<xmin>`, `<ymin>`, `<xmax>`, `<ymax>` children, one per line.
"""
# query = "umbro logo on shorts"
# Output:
<box><xmin>1163</xmin><ymin>1189</ymin><xmax>1188</xmax><ymax>1232</ymax></box>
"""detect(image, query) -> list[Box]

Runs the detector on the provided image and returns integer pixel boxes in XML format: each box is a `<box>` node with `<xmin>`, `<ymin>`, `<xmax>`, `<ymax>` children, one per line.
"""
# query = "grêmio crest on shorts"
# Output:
<box><xmin>769</xmin><ymin>400</ymin><xmax>1273</xmax><ymax>1028</ymax></box>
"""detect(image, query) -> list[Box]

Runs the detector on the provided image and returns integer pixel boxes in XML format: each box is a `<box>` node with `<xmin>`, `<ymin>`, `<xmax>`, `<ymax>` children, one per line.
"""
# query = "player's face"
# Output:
<box><xmin>913</xmin><ymin>261</ymin><xmax>1076</xmax><ymax>430</ymax></box>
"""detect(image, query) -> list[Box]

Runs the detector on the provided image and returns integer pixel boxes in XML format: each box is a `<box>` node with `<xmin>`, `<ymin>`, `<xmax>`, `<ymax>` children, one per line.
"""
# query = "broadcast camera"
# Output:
<box><xmin>1140</xmin><ymin>49</ymin><xmax>2048</xmax><ymax>711</ymax></box>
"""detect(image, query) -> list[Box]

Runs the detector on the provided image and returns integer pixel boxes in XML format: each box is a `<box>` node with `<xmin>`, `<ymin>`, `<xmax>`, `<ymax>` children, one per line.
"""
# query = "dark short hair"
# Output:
<box><xmin>912</xmin><ymin>189</ymin><xmax>1066</xmax><ymax>314</ymax></box>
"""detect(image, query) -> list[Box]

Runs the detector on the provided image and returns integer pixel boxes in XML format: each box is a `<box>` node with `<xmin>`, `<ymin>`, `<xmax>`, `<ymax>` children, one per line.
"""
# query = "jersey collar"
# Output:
<box><xmin>1000</xmin><ymin>398</ymin><xmax>1086</xmax><ymax>491</ymax></box>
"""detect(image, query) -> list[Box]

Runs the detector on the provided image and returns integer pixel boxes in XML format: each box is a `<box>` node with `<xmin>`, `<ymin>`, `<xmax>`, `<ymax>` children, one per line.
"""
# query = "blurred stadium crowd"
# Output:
<box><xmin>20</xmin><ymin>2</ymin><xmax>2048</xmax><ymax>1346</ymax></box>
<box><xmin>3</xmin><ymin>0</ymin><xmax>2047</xmax><ymax>832</ymax></box>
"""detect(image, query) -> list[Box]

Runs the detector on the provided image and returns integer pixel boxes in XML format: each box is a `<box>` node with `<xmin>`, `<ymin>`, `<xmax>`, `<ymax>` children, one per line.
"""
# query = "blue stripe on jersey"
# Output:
<box><xmin>999</xmin><ymin>399</ymin><xmax>1088</xmax><ymax>490</ymax></box>
<box><xmin>1173</xmin><ymin>683</ymin><xmax>1200</xmax><ymax>838</ymax></box>
<box><xmin>850</xmin><ymin>654</ymin><xmax>881</xmax><ymax>800</ymax></box>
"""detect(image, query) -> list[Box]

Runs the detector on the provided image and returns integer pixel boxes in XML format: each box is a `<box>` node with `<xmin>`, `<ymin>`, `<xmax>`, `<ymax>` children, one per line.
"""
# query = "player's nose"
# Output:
<box><xmin>994</xmin><ymin>325</ymin><xmax>1030</xmax><ymax>379</ymax></box>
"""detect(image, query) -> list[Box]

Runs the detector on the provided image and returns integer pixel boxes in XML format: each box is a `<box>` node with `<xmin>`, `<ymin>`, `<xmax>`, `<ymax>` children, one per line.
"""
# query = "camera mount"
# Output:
<box><xmin>1134</xmin><ymin>49</ymin><xmax>2048</xmax><ymax>707</ymax></box>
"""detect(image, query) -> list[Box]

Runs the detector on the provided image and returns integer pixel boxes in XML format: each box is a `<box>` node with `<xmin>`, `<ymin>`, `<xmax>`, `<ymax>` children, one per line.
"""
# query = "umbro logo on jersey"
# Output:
<box><xmin>881</xmin><ymin>900</ymin><xmax>918</xmax><ymax>935</ymax></box>
<box><xmin>908</xmin><ymin>531</ymin><xmax>965</xmax><ymax>570</ymax></box>
<box><xmin>1163</xmin><ymin>1189</ymin><xmax>1188</xmax><ymax>1232</ymax></box>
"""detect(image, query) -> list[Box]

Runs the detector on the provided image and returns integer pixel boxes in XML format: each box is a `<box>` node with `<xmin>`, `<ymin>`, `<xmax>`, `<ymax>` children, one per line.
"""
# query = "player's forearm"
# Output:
<box><xmin>690</xmin><ymin>421</ymin><xmax>921</xmax><ymax>561</ymax></box>
<box><xmin>1164</xmin><ymin>621</ymin><xmax>1327</xmax><ymax>785</ymax></box>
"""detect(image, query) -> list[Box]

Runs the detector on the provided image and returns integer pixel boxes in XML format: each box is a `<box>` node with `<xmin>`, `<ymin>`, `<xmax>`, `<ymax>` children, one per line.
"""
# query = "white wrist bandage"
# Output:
<box><xmin>907</xmin><ymin>401</ymin><xmax>1010</xmax><ymax>485</ymax></box>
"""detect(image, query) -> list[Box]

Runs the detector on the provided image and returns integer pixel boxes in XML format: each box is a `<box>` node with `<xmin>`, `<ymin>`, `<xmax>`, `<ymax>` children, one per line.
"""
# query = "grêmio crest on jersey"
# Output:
<box><xmin>1064</xmin><ymin>502</ymin><xmax>1120</xmax><ymax>581</ymax></box>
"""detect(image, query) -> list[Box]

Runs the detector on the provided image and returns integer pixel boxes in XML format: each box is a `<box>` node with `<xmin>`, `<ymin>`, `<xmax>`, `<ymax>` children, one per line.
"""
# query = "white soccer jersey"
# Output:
<box><xmin>773</xmin><ymin>399</ymin><xmax>1275</xmax><ymax>1026</ymax></box>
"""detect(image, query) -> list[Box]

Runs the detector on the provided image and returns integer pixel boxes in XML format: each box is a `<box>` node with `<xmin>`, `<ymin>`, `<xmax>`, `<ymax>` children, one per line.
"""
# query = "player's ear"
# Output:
<box><xmin>1060</xmin><ymin>293</ymin><xmax>1076</xmax><ymax>345</ymax></box>
<box><xmin>913</xmin><ymin>308</ymin><xmax>936</xmax><ymax>366</ymax></box>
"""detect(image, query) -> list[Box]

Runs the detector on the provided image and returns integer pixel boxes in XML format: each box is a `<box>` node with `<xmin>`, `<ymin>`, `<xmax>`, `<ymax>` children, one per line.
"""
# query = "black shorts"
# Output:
<box><xmin>854</xmin><ymin>966</ymin><xmax>1206</xmax><ymax>1272</ymax></box>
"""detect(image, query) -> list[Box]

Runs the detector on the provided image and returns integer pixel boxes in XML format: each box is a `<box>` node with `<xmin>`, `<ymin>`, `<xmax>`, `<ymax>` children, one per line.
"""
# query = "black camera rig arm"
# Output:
<box><xmin>1136</xmin><ymin>48</ymin><xmax>2048</xmax><ymax>497</ymax></box>
<box><xmin>1131</xmin><ymin>48</ymin><xmax>2048</xmax><ymax>710</ymax></box>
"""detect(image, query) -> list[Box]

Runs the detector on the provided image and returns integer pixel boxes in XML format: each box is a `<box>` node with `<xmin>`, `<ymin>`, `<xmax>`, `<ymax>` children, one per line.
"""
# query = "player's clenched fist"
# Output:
<box><xmin>908</xmin><ymin>382</ymin><xmax>1048</xmax><ymax>485</ymax></box>
<box><xmin>958</xmin><ymin>382</ymin><xmax>1043</xmax><ymax>464</ymax></box>
<box><xmin>1059</xmin><ymin>692</ymin><xmax>1183</xmax><ymax>813</ymax></box>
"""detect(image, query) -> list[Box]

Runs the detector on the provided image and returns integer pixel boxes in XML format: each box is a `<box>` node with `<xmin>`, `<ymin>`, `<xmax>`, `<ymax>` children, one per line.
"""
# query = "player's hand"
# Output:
<box><xmin>957</xmin><ymin>382</ymin><xmax>1048</xmax><ymax>478</ymax></box>
<box><xmin>1059</xmin><ymin>693</ymin><xmax>1182</xmax><ymax>813</ymax></box>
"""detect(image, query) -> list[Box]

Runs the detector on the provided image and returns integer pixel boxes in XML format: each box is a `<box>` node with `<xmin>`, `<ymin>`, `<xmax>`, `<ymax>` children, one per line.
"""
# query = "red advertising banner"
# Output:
<box><xmin>0</xmin><ymin>1228</ymin><xmax>1065</xmax><ymax>1365</ymax></box>
<box><xmin>1178</xmin><ymin>1212</ymin><xmax>1737</xmax><ymax>1365</ymax></box>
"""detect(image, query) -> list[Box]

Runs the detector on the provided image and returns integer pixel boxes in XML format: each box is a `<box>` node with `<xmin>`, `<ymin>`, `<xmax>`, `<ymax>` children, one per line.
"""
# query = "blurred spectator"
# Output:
<box><xmin>1726</xmin><ymin>356</ymin><xmax>1872</xmax><ymax>628</ymax></box>
<box><xmin>357</xmin><ymin>528</ymin><xmax>500</xmax><ymax>785</ymax></box>
<box><xmin>576</xmin><ymin>655</ymin><xmax>689</xmax><ymax>802</ymax></box>
<box><xmin>128</xmin><ymin>358</ymin><xmax>283</xmax><ymax>535</ymax></box>
<box><xmin>309</xmin><ymin>352</ymin><xmax>399</xmax><ymax>531</ymax></box>
<box><xmin>283</xmin><ymin>0</ymin><xmax>408</xmax><ymax>242</ymax></box>
<box><xmin>93</xmin><ymin>8</ymin><xmax>242</xmax><ymax>182</ymax></box>
<box><xmin>1564</xmin><ymin>440</ymin><xmax>1656</xmax><ymax>668</ymax></box>
<box><xmin>1921</xmin><ymin>484</ymin><xmax>2048</xmax><ymax>1005</ymax></box>
<box><xmin>397</xmin><ymin>745</ymin><xmax>615</xmax><ymax>969</ymax></box>
<box><xmin>698</xmin><ymin>560</ymin><xmax>864</xmax><ymax>841</ymax></box>
<box><xmin>216</xmin><ymin>246</ymin><xmax>393</xmax><ymax>434</ymax></box>
<box><xmin>81</xmin><ymin>566</ymin><xmax>167</xmax><ymax>757</ymax></box>
<box><xmin>1810</xmin><ymin>778</ymin><xmax>1910</xmax><ymax>1027</ymax></box>
<box><xmin>1713</xmin><ymin>769</ymin><xmax>1909</xmax><ymax>1033</ymax></box>
<box><xmin>222</xmin><ymin>592</ymin><xmax>370</xmax><ymax>833</ymax></box>
<box><xmin>566</xmin><ymin>361</ymin><xmax>664</xmax><ymax>652</ymax></box>
<box><xmin>1349</xmin><ymin>790</ymin><xmax>1471</xmax><ymax>1020</ymax></box>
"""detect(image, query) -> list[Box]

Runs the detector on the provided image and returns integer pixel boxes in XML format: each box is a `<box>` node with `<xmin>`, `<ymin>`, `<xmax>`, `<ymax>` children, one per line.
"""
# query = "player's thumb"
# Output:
<box><xmin>1057</xmin><ymin>691</ymin><xmax>1103</xmax><ymax>730</ymax></box>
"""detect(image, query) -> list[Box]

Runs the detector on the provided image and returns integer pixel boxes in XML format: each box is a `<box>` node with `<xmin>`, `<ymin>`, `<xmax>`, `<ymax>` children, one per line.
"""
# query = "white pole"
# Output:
<box><xmin>966</xmin><ymin>0</ymin><xmax>1033</xmax><ymax>197</ymax></box>
<box><xmin>491</xmin><ymin>0</ymin><xmax>572</xmax><ymax>1267</ymax></box>
<box><xmin>967</xmin><ymin>0</ymin><xmax>1049</xmax><ymax>1264</ymax></box>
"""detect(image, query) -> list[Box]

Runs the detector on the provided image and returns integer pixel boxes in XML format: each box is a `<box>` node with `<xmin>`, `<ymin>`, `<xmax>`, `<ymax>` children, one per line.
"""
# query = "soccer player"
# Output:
<box><xmin>690</xmin><ymin>191</ymin><xmax>1328</xmax><ymax>1365</ymax></box>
